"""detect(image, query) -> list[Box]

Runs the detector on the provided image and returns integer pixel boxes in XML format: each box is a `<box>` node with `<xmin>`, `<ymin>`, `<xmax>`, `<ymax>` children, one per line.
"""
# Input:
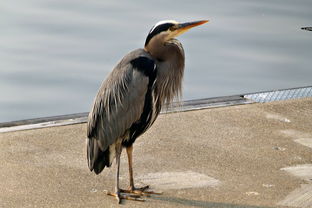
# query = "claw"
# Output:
<box><xmin>131</xmin><ymin>185</ymin><xmax>163</xmax><ymax>195</ymax></box>
<box><xmin>120</xmin><ymin>189</ymin><xmax>150</xmax><ymax>197</ymax></box>
<box><xmin>104</xmin><ymin>185</ymin><xmax>162</xmax><ymax>203</ymax></box>
<box><xmin>104</xmin><ymin>190</ymin><xmax>145</xmax><ymax>203</ymax></box>
<box><xmin>141</xmin><ymin>190</ymin><xmax>163</xmax><ymax>195</ymax></box>
<box><xmin>120</xmin><ymin>186</ymin><xmax>163</xmax><ymax>196</ymax></box>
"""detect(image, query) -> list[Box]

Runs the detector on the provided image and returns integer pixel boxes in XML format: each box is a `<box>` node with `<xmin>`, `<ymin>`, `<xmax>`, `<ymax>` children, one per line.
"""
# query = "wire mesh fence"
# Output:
<box><xmin>244</xmin><ymin>86</ymin><xmax>312</xmax><ymax>103</ymax></box>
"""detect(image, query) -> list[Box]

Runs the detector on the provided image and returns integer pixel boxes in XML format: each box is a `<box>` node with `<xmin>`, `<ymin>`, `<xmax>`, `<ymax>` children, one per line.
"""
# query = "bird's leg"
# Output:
<box><xmin>114</xmin><ymin>142</ymin><xmax>122</xmax><ymax>203</ymax></box>
<box><xmin>119</xmin><ymin>145</ymin><xmax>162</xmax><ymax>196</ymax></box>
<box><xmin>126</xmin><ymin>145</ymin><xmax>139</xmax><ymax>190</ymax></box>
<box><xmin>105</xmin><ymin>143</ymin><xmax>145</xmax><ymax>203</ymax></box>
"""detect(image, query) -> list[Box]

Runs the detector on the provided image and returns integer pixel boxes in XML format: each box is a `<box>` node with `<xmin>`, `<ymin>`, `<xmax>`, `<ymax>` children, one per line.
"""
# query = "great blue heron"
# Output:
<box><xmin>87</xmin><ymin>20</ymin><xmax>208</xmax><ymax>203</ymax></box>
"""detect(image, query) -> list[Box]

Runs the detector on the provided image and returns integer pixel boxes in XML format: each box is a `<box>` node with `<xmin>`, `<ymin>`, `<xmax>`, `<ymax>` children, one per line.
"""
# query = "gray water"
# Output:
<box><xmin>1</xmin><ymin>0</ymin><xmax>312</xmax><ymax>123</ymax></box>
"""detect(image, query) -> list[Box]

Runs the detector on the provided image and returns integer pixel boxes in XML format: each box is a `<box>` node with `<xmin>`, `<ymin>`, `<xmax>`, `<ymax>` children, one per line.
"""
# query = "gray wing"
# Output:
<box><xmin>87</xmin><ymin>51</ymin><xmax>154</xmax><ymax>152</ymax></box>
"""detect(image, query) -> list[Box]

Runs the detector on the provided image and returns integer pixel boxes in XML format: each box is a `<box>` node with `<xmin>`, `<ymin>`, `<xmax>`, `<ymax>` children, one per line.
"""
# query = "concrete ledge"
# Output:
<box><xmin>0</xmin><ymin>95</ymin><xmax>251</xmax><ymax>133</ymax></box>
<box><xmin>0</xmin><ymin>112</ymin><xmax>89</xmax><ymax>128</ymax></box>
<box><xmin>3</xmin><ymin>85</ymin><xmax>312</xmax><ymax>134</ymax></box>
<box><xmin>2</xmin><ymin>86</ymin><xmax>312</xmax><ymax>133</ymax></box>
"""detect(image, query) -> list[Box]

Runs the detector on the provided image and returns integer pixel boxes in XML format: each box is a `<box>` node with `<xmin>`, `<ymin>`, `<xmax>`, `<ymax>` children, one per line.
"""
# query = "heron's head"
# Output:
<box><xmin>144</xmin><ymin>20</ymin><xmax>208</xmax><ymax>49</ymax></box>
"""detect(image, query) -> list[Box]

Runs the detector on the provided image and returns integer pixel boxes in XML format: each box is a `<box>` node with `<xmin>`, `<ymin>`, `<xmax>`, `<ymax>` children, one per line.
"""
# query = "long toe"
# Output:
<box><xmin>120</xmin><ymin>185</ymin><xmax>163</xmax><ymax>196</ymax></box>
<box><xmin>135</xmin><ymin>185</ymin><xmax>149</xmax><ymax>192</ymax></box>
<box><xmin>104</xmin><ymin>190</ymin><xmax>145</xmax><ymax>203</ymax></box>
<box><xmin>133</xmin><ymin>185</ymin><xmax>163</xmax><ymax>195</ymax></box>
<box><xmin>120</xmin><ymin>188</ymin><xmax>149</xmax><ymax>196</ymax></box>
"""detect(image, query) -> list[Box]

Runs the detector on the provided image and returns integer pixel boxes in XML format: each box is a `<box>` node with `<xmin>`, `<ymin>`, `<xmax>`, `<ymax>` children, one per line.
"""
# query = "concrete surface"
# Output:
<box><xmin>1</xmin><ymin>98</ymin><xmax>312</xmax><ymax>208</ymax></box>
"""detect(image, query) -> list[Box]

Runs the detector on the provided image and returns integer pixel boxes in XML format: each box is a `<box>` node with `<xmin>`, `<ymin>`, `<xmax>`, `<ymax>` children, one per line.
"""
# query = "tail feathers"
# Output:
<box><xmin>87</xmin><ymin>138</ymin><xmax>111</xmax><ymax>174</ymax></box>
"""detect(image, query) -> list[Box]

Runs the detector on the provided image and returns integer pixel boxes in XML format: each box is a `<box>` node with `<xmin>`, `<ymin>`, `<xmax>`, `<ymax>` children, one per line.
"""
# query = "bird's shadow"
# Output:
<box><xmin>150</xmin><ymin>195</ymin><xmax>272</xmax><ymax>208</ymax></box>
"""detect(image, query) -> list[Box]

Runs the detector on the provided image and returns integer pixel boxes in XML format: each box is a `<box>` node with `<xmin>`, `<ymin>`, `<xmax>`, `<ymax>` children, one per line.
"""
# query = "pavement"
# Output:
<box><xmin>1</xmin><ymin>97</ymin><xmax>312</xmax><ymax>208</ymax></box>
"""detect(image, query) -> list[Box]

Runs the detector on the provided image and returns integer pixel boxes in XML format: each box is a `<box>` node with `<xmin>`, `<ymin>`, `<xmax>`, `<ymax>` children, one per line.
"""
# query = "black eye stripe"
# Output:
<box><xmin>145</xmin><ymin>23</ymin><xmax>175</xmax><ymax>46</ymax></box>
<box><xmin>149</xmin><ymin>23</ymin><xmax>174</xmax><ymax>35</ymax></box>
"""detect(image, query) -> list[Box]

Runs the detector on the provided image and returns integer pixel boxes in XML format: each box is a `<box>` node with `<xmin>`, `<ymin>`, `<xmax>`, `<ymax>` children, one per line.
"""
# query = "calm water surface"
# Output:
<box><xmin>1</xmin><ymin>0</ymin><xmax>312</xmax><ymax>122</ymax></box>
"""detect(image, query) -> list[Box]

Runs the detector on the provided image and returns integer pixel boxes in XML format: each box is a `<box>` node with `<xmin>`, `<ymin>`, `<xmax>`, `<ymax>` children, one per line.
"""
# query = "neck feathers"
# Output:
<box><xmin>146</xmin><ymin>39</ymin><xmax>185</xmax><ymax>105</ymax></box>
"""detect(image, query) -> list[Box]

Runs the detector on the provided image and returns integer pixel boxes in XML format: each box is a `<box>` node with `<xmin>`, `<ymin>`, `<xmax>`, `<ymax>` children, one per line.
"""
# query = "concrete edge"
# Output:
<box><xmin>2</xmin><ymin>85</ymin><xmax>312</xmax><ymax>133</ymax></box>
<box><xmin>0</xmin><ymin>95</ymin><xmax>252</xmax><ymax>133</ymax></box>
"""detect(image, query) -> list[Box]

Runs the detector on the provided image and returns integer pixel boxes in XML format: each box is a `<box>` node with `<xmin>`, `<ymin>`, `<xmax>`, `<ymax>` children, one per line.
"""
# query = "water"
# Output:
<box><xmin>1</xmin><ymin>0</ymin><xmax>312</xmax><ymax>123</ymax></box>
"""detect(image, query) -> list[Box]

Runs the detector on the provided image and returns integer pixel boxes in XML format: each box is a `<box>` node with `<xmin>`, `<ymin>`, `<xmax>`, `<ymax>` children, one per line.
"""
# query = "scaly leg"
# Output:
<box><xmin>105</xmin><ymin>143</ymin><xmax>145</xmax><ymax>203</ymax></box>
<box><xmin>119</xmin><ymin>145</ymin><xmax>162</xmax><ymax>196</ymax></box>
<box><xmin>115</xmin><ymin>142</ymin><xmax>122</xmax><ymax>203</ymax></box>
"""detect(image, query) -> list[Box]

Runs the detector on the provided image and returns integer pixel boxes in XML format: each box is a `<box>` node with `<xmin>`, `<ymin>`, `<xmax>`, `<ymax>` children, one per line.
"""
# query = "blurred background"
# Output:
<box><xmin>1</xmin><ymin>0</ymin><xmax>312</xmax><ymax>122</ymax></box>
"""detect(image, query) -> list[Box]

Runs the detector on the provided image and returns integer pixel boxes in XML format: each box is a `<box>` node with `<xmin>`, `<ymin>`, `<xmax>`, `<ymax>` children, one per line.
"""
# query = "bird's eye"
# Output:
<box><xmin>170</xmin><ymin>25</ymin><xmax>178</xmax><ymax>31</ymax></box>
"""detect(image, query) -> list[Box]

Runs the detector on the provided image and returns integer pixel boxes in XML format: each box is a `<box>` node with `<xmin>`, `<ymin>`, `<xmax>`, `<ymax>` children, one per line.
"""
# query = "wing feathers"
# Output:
<box><xmin>87</xmin><ymin>49</ymin><xmax>154</xmax><ymax>152</ymax></box>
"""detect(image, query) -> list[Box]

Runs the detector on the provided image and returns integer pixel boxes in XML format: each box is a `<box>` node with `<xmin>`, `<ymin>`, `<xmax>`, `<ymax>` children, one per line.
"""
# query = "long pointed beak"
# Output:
<box><xmin>173</xmin><ymin>20</ymin><xmax>209</xmax><ymax>37</ymax></box>
<box><xmin>178</xmin><ymin>20</ymin><xmax>209</xmax><ymax>30</ymax></box>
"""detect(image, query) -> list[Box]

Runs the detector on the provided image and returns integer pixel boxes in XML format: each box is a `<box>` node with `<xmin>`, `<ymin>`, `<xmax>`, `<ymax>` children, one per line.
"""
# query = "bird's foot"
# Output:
<box><xmin>104</xmin><ymin>186</ymin><xmax>162</xmax><ymax>203</ymax></box>
<box><xmin>104</xmin><ymin>190</ymin><xmax>145</xmax><ymax>203</ymax></box>
<box><xmin>121</xmin><ymin>185</ymin><xmax>163</xmax><ymax>197</ymax></box>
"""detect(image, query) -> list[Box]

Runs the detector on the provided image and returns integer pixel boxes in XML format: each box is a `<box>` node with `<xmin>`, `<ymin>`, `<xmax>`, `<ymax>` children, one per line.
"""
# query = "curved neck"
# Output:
<box><xmin>145</xmin><ymin>37</ymin><xmax>184</xmax><ymax>65</ymax></box>
<box><xmin>144</xmin><ymin>38</ymin><xmax>185</xmax><ymax>105</ymax></box>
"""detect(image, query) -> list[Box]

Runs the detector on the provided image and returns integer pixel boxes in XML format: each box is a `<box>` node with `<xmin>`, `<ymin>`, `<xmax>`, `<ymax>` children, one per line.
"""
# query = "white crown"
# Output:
<box><xmin>150</xmin><ymin>20</ymin><xmax>178</xmax><ymax>33</ymax></box>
